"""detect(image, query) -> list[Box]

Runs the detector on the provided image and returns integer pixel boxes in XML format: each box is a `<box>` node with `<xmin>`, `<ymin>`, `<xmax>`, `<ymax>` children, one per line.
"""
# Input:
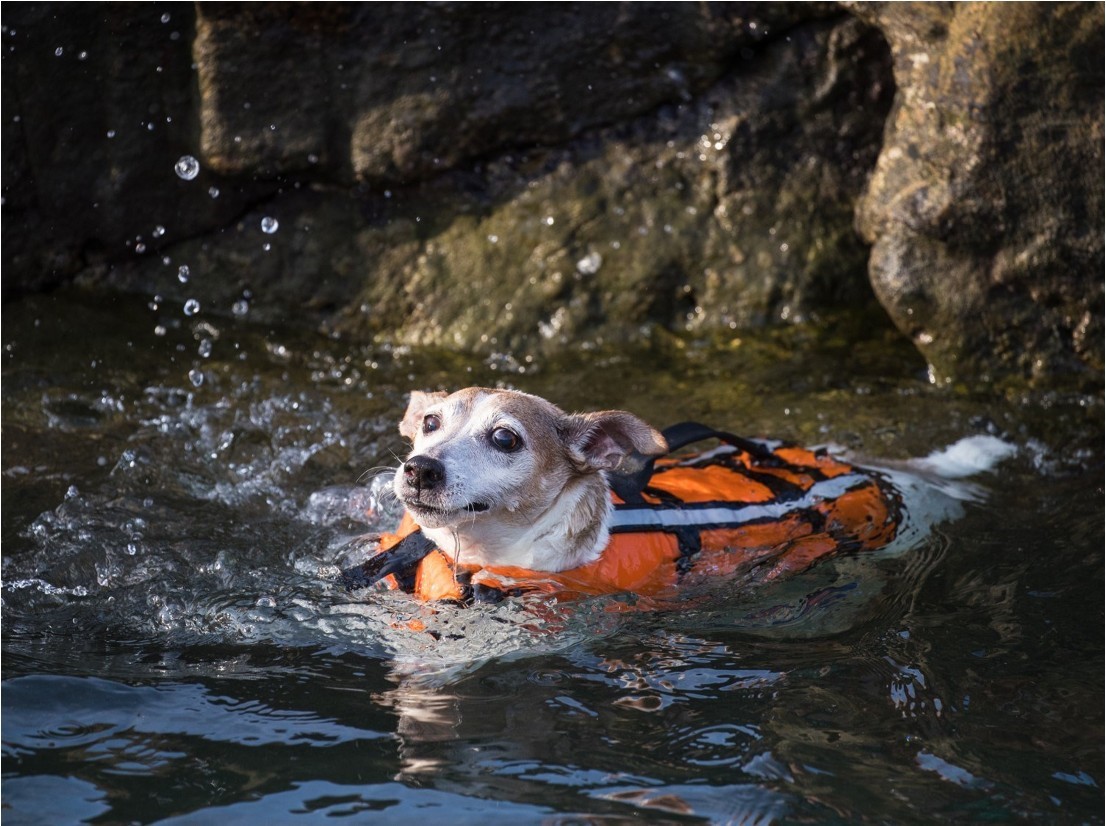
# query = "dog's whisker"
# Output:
<box><xmin>449</xmin><ymin>530</ymin><xmax>462</xmax><ymax>583</ymax></box>
<box><xmin>356</xmin><ymin>465</ymin><xmax>400</xmax><ymax>485</ymax></box>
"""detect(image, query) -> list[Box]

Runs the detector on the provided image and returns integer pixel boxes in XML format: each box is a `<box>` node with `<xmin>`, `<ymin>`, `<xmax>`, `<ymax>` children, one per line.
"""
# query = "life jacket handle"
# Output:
<box><xmin>607</xmin><ymin>421</ymin><xmax>776</xmax><ymax>504</ymax></box>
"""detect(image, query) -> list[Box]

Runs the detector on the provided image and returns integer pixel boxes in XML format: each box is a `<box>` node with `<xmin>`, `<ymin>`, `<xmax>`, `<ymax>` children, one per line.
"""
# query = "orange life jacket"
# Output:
<box><xmin>340</xmin><ymin>423</ymin><xmax>902</xmax><ymax>604</ymax></box>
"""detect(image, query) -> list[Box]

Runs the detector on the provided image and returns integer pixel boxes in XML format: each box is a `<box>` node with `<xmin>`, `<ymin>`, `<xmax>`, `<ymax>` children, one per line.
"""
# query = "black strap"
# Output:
<box><xmin>339</xmin><ymin>529</ymin><xmax>436</xmax><ymax>592</ymax></box>
<box><xmin>607</xmin><ymin>421</ymin><xmax>775</xmax><ymax>503</ymax></box>
<box><xmin>660</xmin><ymin>421</ymin><xmax>775</xmax><ymax>459</ymax></box>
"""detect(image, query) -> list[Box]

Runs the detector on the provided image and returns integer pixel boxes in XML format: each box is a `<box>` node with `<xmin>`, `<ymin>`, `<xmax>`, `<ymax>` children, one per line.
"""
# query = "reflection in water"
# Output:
<box><xmin>376</xmin><ymin>630</ymin><xmax>796</xmax><ymax>822</ymax></box>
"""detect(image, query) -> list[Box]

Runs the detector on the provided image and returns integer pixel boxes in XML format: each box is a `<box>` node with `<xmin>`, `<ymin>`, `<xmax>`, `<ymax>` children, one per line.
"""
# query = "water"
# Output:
<box><xmin>2</xmin><ymin>289</ymin><xmax>1102</xmax><ymax>823</ymax></box>
<box><xmin>173</xmin><ymin>156</ymin><xmax>199</xmax><ymax>181</ymax></box>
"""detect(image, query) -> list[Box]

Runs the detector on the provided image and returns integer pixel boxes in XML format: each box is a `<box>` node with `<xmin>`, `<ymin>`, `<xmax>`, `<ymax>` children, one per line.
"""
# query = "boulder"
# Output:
<box><xmin>73</xmin><ymin>6</ymin><xmax>894</xmax><ymax>351</ymax></box>
<box><xmin>850</xmin><ymin>2</ymin><xmax>1104</xmax><ymax>387</ymax></box>
<box><xmin>2</xmin><ymin>2</ymin><xmax>1101</xmax><ymax>389</ymax></box>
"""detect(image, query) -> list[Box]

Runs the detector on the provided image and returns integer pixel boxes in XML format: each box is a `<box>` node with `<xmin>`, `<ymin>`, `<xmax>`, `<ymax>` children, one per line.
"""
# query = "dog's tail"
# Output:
<box><xmin>855</xmin><ymin>435</ymin><xmax>1018</xmax><ymax>554</ymax></box>
<box><xmin>909</xmin><ymin>435</ymin><xmax>1019</xmax><ymax>481</ymax></box>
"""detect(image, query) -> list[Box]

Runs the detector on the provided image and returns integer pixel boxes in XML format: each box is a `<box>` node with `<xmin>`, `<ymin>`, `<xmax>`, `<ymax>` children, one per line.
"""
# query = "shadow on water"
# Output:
<box><xmin>3</xmin><ymin>288</ymin><xmax>1103</xmax><ymax>823</ymax></box>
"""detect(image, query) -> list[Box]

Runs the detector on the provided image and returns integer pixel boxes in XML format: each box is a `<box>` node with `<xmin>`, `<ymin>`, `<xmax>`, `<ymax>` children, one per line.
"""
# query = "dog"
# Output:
<box><xmin>339</xmin><ymin>386</ymin><xmax>1014</xmax><ymax>605</ymax></box>
<box><xmin>393</xmin><ymin>387</ymin><xmax>669</xmax><ymax>573</ymax></box>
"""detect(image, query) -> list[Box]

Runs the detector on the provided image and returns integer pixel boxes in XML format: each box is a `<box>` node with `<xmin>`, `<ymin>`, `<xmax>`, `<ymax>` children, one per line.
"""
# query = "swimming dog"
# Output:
<box><xmin>340</xmin><ymin>386</ymin><xmax>1015</xmax><ymax>607</ymax></box>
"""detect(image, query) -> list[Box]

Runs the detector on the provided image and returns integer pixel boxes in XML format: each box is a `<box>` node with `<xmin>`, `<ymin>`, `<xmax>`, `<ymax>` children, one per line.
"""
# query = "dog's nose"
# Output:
<box><xmin>403</xmin><ymin>455</ymin><xmax>445</xmax><ymax>490</ymax></box>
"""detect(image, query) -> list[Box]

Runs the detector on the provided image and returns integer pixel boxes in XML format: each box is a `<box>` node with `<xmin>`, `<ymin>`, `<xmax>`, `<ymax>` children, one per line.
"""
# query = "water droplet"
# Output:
<box><xmin>183</xmin><ymin>298</ymin><xmax>200</xmax><ymax>316</ymax></box>
<box><xmin>152</xmin><ymin>225</ymin><xmax>166</xmax><ymax>238</ymax></box>
<box><xmin>154</xmin><ymin>325</ymin><xmax>166</xmax><ymax>336</ymax></box>
<box><xmin>54</xmin><ymin>46</ymin><xmax>63</xmax><ymax>57</ymax></box>
<box><xmin>188</xmin><ymin>368</ymin><xmax>204</xmax><ymax>387</ymax></box>
<box><xmin>198</xmin><ymin>339</ymin><xmax>213</xmax><ymax>358</ymax></box>
<box><xmin>161</xmin><ymin>12</ymin><xmax>171</xmax><ymax>23</ymax></box>
<box><xmin>106</xmin><ymin>129</ymin><xmax>116</xmax><ymax>139</ymax></box>
<box><xmin>135</xmin><ymin>242</ymin><xmax>146</xmax><ymax>254</ymax></box>
<box><xmin>177</xmin><ymin>264</ymin><xmax>190</xmax><ymax>283</ymax></box>
<box><xmin>576</xmin><ymin>251</ymin><xmax>603</xmax><ymax>275</ymax></box>
<box><xmin>543</xmin><ymin>215</ymin><xmax>555</xmax><ymax>226</ymax></box>
<box><xmin>207</xmin><ymin>186</ymin><xmax>219</xmax><ymax>199</ymax></box>
<box><xmin>65</xmin><ymin>484</ymin><xmax>79</xmax><ymax>499</ymax></box>
<box><xmin>262</xmin><ymin>242</ymin><xmax>271</xmax><ymax>252</ymax></box>
<box><xmin>487</xmin><ymin>234</ymin><xmax>499</xmax><ymax>244</ymax></box>
<box><xmin>256</xmin><ymin>595</ymin><xmax>276</xmax><ymax>608</ymax></box>
<box><xmin>78</xmin><ymin>50</ymin><xmax>88</xmax><ymax>61</ymax></box>
<box><xmin>260</xmin><ymin>216</ymin><xmax>279</xmax><ymax>234</ymax></box>
<box><xmin>174</xmin><ymin>155</ymin><xmax>200</xmax><ymax>181</ymax></box>
<box><xmin>232</xmin><ymin>299</ymin><xmax>249</xmax><ymax>317</ymax></box>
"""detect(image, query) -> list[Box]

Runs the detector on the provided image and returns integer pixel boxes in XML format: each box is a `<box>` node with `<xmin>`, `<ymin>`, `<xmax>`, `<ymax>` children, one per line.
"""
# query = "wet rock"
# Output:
<box><xmin>329</xmin><ymin>16</ymin><xmax>893</xmax><ymax>351</ymax></box>
<box><xmin>0</xmin><ymin>5</ymin><xmax>274</xmax><ymax>294</ymax></box>
<box><xmin>190</xmin><ymin>3</ymin><xmax>835</xmax><ymax>184</ymax></box>
<box><xmin>75</xmin><ymin>9</ymin><xmax>893</xmax><ymax>353</ymax></box>
<box><xmin>850</xmin><ymin>2</ymin><xmax>1104</xmax><ymax>388</ymax></box>
<box><xmin>3</xmin><ymin>2</ymin><xmax>1101</xmax><ymax>390</ymax></box>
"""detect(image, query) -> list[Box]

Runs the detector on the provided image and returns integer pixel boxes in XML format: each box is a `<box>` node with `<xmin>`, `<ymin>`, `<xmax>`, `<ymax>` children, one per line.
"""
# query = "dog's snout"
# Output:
<box><xmin>403</xmin><ymin>455</ymin><xmax>445</xmax><ymax>490</ymax></box>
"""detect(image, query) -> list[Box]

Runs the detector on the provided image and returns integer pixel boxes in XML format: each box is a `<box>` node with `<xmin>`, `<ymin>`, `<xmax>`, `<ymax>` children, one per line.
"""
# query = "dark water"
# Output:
<box><xmin>3</xmin><ymin>290</ymin><xmax>1102</xmax><ymax>824</ymax></box>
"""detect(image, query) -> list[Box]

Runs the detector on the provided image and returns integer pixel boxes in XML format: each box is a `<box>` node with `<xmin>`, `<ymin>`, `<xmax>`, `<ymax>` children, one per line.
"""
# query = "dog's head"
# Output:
<box><xmin>392</xmin><ymin>387</ymin><xmax>667</xmax><ymax>569</ymax></box>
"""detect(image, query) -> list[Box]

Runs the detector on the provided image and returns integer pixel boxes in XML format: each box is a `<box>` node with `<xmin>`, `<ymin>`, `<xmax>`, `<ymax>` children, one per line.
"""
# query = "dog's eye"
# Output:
<box><xmin>490</xmin><ymin>427</ymin><xmax>522</xmax><ymax>452</ymax></box>
<box><xmin>423</xmin><ymin>414</ymin><xmax>442</xmax><ymax>434</ymax></box>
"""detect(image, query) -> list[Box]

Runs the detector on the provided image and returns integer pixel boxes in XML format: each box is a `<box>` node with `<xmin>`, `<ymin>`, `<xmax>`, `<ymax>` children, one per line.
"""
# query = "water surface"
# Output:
<box><xmin>3</xmin><ymin>289</ymin><xmax>1102</xmax><ymax>823</ymax></box>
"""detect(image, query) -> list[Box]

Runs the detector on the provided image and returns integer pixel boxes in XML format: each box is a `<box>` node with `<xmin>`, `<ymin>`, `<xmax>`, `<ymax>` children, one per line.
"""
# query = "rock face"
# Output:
<box><xmin>2</xmin><ymin>3</ymin><xmax>1101</xmax><ymax>388</ymax></box>
<box><xmin>851</xmin><ymin>2</ymin><xmax>1104</xmax><ymax>387</ymax></box>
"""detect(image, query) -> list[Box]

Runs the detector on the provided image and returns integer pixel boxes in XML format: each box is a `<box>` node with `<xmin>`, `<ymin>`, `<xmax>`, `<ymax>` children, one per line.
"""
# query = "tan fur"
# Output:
<box><xmin>392</xmin><ymin>388</ymin><xmax>667</xmax><ymax>571</ymax></box>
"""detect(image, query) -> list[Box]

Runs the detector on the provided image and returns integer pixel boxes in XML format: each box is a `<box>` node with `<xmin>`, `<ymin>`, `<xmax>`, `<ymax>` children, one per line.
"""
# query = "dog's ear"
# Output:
<box><xmin>399</xmin><ymin>390</ymin><xmax>449</xmax><ymax>440</ymax></box>
<box><xmin>561</xmin><ymin>411</ymin><xmax>668</xmax><ymax>472</ymax></box>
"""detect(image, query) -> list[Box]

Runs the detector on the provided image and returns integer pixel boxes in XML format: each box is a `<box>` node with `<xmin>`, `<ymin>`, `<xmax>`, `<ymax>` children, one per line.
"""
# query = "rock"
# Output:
<box><xmin>850</xmin><ymin>2</ymin><xmax>1104</xmax><ymax>388</ymax></box>
<box><xmin>328</xmin><ymin>14</ymin><xmax>893</xmax><ymax>351</ymax></box>
<box><xmin>190</xmin><ymin>3</ymin><xmax>836</xmax><ymax>184</ymax></box>
<box><xmin>78</xmin><ymin>9</ymin><xmax>892</xmax><ymax>353</ymax></box>
<box><xmin>0</xmin><ymin>5</ymin><xmax>274</xmax><ymax>295</ymax></box>
<box><xmin>2</xmin><ymin>2</ymin><xmax>1101</xmax><ymax>390</ymax></box>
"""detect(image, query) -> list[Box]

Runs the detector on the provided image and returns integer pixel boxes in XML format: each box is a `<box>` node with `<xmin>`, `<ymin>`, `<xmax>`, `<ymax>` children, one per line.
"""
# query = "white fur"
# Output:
<box><xmin>913</xmin><ymin>435</ymin><xmax>1019</xmax><ymax>479</ymax></box>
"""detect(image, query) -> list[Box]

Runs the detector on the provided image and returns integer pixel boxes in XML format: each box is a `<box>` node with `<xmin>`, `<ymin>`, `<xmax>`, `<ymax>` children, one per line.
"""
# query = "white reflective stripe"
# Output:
<box><xmin>610</xmin><ymin>473</ymin><xmax>873</xmax><ymax>531</ymax></box>
<box><xmin>674</xmin><ymin>444</ymin><xmax>737</xmax><ymax>465</ymax></box>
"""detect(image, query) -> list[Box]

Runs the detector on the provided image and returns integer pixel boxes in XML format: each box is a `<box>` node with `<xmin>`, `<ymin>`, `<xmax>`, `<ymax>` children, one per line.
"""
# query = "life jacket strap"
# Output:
<box><xmin>339</xmin><ymin>529</ymin><xmax>436</xmax><ymax>592</ymax></box>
